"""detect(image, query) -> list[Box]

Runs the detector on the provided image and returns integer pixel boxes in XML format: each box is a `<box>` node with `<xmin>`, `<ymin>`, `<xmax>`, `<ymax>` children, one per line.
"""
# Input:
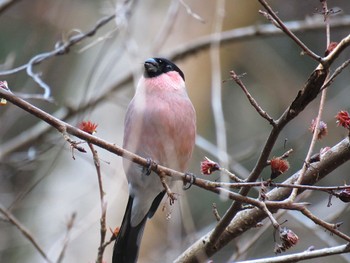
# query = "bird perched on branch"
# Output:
<box><xmin>113</xmin><ymin>58</ymin><xmax>196</xmax><ymax>263</ymax></box>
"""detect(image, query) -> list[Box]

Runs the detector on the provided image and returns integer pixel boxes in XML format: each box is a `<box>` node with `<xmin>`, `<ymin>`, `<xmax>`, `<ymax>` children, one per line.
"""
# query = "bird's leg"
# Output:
<box><xmin>159</xmin><ymin>170</ymin><xmax>177</xmax><ymax>205</ymax></box>
<box><xmin>183</xmin><ymin>172</ymin><xmax>196</xmax><ymax>190</ymax></box>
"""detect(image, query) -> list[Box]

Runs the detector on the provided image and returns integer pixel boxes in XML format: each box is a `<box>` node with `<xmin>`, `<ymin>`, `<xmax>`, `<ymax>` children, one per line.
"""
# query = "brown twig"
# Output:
<box><xmin>212</xmin><ymin>203</ymin><xmax>221</xmax><ymax>221</ymax></box>
<box><xmin>236</xmin><ymin>243</ymin><xmax>350</xmax><ymax>263</ymax></box>
<box><xmin>86</xmin><ymin>143</ymin><xmax>108</xmax><ymax>263</ymax></box>
<box><xmin>220</xmin><ymin>167</ymin><xmax>244</xmax><ymax>182</ymax></box>
<box><xmin>258</xmin><ymin>0</ymin><xmax>322</xmax><ymax>62</ymax></box>
<box><xmin>0</xmin><ymin>13</ymin><xmax>116</xmax><ymax>99</ymax></box>
<box><xmin>56</xmin><ymin>212</ymin><xmax>76</xmax><ymax>263</ymax></box>
<box><xmin>321</xmin><ymin>58</ymin><xmax>350</xmax><ymax>91</ymax></box>
<box><xmin>297</xmin><ymin>206</ymin><xmax>350</xmax><ymax>242</ymax></box>
<box><xmin>230</xmin><ymin>70</ymin><xmax>276</xmax><ymax>126</ymax></box>
<box><xmin>289</xmin><ymin>0</ymin><xmax>331</xmax><ymax>202</ymax></box>
<box><xmin>0</xmin><ymin>204</ymin><xmax>53</xmax><ymax>263</ymax></box>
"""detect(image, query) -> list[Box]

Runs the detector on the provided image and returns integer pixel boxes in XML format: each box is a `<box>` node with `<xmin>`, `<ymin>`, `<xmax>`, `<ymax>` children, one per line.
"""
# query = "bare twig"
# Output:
<box><xmin>258</xmin><ymin>0</ymin><xmax>322</xmax><ymax>62</ymax></box>
<box><xmin>220</xmin><ymin>167</ymin><xmax>244</xmax><ymax>183</ymax></box>
<box><xmin>86</xmin><ymin>143</ymin><xmax>108</xmax><ymax>263</ymax></box>
<box><xmin>321</xmin><ymin>58</ymin><xmax>350</xmax><ymax>91</ymax></box>
<box><xmin>178</xmin><ymin>0</ymin><xmax>205</xmax><ymax>23</ymax></box>
<box><xmin>56</xmin><ymin>212</ymin><xmax>76</xmax><ymax>263</ymax></box>
<box><xmin>289</xmin><ymin>0</ymin><xmax>331</xmax><ymax>202</ymax></box>
<box><xmin>230</xmin><ymin>70</ymin><xmax>276</xmax><ymax>126</ymax></box>
<box><xmin>0</xmin><ymin>204</ymin><xmax>53</xmax><ymax>263</ymax></box>
<box><xmin>297</xmin><ymin>206</ymin><xmax>350</xmax><ymax>242</ymax></box>
<box><xmin>0</xmin><ymin>13</ymin><xmax>116</xmax><ymax>98</ymax></box>
<box><xmin>152</xmin><ymin>0</ymin><xmax>180</xmax><ymax>51</ymax></box>
<box><xmin>210</xmin><ymin>0</ymin><xmax>229</xmax><ymax>168</ymax></box>
<box><xmin>212</xmin><ymin>203</ymin><xmax>221</xmax><ymax>221</ymax></box>
<box><xmin>235</xmin><ymin>243</ymin><xmax>350</xmax><ymax>263</ymax></box>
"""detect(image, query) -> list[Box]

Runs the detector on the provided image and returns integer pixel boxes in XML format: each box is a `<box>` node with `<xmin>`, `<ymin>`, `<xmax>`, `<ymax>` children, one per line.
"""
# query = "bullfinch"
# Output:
<box><xmin>112</xmin><ymin>58</ymin><xmax>196</xmax><ymax>263</ymax></box>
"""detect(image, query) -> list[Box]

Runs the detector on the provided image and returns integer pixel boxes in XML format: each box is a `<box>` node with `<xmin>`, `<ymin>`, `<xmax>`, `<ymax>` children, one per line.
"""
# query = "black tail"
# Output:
<box><xmin>112</xmin><ymin>196</ymin><xmax>147</xmax><ymax>263</ymax></box>
<box><xmin>112</xmin><ymin>192</ymin><xmax>165</xmax><ymax>263</ymax></box>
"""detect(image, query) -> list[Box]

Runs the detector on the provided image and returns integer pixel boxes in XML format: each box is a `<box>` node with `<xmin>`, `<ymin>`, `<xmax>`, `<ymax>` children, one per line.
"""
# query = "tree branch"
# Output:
<box><xmin>175</xmin><ymin>136</ymin><xmax>350</xmax><ymax>262</ymax></box>
<box><xmin>236</xmin><ymin>243</ymin><xmax>350</xmax><ymax>263</ymax></box>
<box><xmin>0</xmin><ymin>204</ymin><xmax>53</xmax><ymax>263</ymax></box>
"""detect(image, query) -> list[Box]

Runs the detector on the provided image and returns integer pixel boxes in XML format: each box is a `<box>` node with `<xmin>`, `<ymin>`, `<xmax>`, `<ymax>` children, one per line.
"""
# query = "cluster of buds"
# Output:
<box><xmin>200</xmin><ymin>157</ymin><xmax>221</xmax><ymax>175</ymax></box>
<box><xmin>325</xmin><ymin>42</ymin><xmax>338</xmax><ymax>56</ymax></box>
<box><xmin>269</xmin><ymin>157</ymin><xmax>290</xmax><ymax>179</ymax></box>
<box><xmin>309</xmin><ymin>118</ymin><xmax>328</xmax><ymax>140</ymax></box>
<box><xmin>274</xmin><ymin>227</ymin><xmax>299</xmax><ymax>254</ymax></box>
<box><xmin>78</xmin><ymin>121</ymin><xmax>98</xmax><ymax>135</ymax></box>
<box><xmin>337</xmin><ymin>187</ymin><xmax>350</xmax><ymax>203</ymax></box>
<box><xmin>335</xmin><ymin>110</ymin><xmax>350</xmax><ymax>130</ymax></box>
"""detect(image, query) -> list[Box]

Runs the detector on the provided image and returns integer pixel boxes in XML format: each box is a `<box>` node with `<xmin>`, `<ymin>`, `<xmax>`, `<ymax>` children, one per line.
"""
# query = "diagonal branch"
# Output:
<box><xmin>0</xmin><ymin>204</ymin><xmax>53</xmax><ymax>263</ymax></box>
<box><xmin>258</xmin><ymin>0</ymin><xmax>322</xmax><ymax>62</ymax></box>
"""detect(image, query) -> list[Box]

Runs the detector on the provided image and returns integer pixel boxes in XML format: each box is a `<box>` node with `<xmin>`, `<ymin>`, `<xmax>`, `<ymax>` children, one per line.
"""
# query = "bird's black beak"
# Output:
<box><xmin>144</xmin><ymin>58</ymin><xmax>159</xmax><ymax>75</ymax></box>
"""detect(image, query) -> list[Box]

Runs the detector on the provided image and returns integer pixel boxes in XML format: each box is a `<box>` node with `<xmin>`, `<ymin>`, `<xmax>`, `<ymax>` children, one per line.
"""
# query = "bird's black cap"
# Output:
<box><xmin>144</xmin><ymin>58</ymin><xmax>185</xmax><ymax>81</ymax></box>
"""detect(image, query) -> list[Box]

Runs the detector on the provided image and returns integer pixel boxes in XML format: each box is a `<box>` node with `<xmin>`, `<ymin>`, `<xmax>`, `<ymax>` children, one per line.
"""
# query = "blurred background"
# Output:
<box><xmin>1</xmin><ymin>0</ymin><xmax>350</xmax><ymax>262</ymax></box>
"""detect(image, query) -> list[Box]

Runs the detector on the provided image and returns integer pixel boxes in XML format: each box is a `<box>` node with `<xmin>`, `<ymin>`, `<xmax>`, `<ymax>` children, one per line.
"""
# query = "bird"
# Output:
<box><xmin>113</xmin><ymin>57</ymin><xmax>196</xmax><ymax>263</ymax></box>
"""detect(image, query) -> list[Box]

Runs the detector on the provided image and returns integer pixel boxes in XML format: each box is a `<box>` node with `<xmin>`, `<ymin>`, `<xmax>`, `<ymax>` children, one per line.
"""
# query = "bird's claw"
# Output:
<box><xmin>183</xmin><ymin>172</ymin><xmax>196</xmax><ymax>190</ymax></box>
<box><xmin>143</xmin><ymin>158</ymin><xmax>156</xmax><ymax>176</ymax></box>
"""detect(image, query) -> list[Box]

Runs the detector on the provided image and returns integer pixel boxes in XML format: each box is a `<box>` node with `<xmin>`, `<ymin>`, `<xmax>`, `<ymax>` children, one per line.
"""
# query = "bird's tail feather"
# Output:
<box><xmin>112</xmin><ymin>196</ymin><xmax>147</xmax><ymax>263</ymax></box>
<box><xmin>112</xmin><ymin>191</ymin><xmax>165</xmax><ymax>263</ymax></box>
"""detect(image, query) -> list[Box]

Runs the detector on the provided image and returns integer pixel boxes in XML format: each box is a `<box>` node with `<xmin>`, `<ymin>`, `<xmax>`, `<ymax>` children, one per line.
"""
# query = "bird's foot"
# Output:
<box><xmin>183</xmin><ymin>172</ymin><xmax>196</xmax><ymax>190</ymax></box>
<box><xmin>143</xmin><ymin>158</ymin><xmax>157</xmax><ymax>176</ymax></box>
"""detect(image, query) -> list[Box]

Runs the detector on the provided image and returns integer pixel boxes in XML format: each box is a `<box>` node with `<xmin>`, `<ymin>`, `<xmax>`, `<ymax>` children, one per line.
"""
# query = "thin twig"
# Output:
<box><xmin>298</xmin><ymin>206</ymin><xmax>350</xmax><ymax>242</ymax></box>
<box><xmin>220</xmin><ymin>167</ymin><xmax>244</xmax><ymax>182</ymax></box>
<box><xmin>258</xmin><ymin>202</ymin><xmax>280</xmax><ymax>229</ymax></box>
<box><xmin>152</xmin><ymin>0</ymin><xmax>180</xmax><ymax>51</ymax></box>
<box><xmin>178</xmin><ymin>0</ymin><xmax>205</xmax><ymax>23</ymax></box>
<box><xmin>321</xmin><ymin>58</ymin><xmax>350</xmax><ymax>91</ymax></box>
<box><xmin>0</xmin><ymin>204</ymin><xmax>53</xmax><ymax>263</ymax></box>
<box><xmin>235</xmin><ymin>243</ymin><xmax>350</xmax><ymax>263</ymax></box>
<box><xmin>289</xmin><ymin>0</ymin><xmax>331</xmax><ymax>202</ymax></box>
<box><xmin>87</xmin><ymin>143</ymin><xmax>107</xmax><ymax>263</ymax></box>
<box><xmin>212</xmin><ymin>203</ymin><xmax>221</xmax><ymax>221</ymax></box>
<box><xmin>210</xmin><ymin>0</ymin><xmax>229</xmax><ymax>168</ymax></box>
<box><xmin>0</xmin><ymin>13</ymin><xmax>116</xmax><ymax>98</ymax></box>
<box><xmin>258</xmin><ymin>0</ymin><xmax>322</xmax><ymax>62</ymax></box>
<box><xmin>230</xmin><ymin>70</ymin><xmax>276</xmax><ymax>126</ymax></box>
<box><xmin>56</xmin><ymin>212</ymin><xmax>76</xmax><ymax>263</ymax></box>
